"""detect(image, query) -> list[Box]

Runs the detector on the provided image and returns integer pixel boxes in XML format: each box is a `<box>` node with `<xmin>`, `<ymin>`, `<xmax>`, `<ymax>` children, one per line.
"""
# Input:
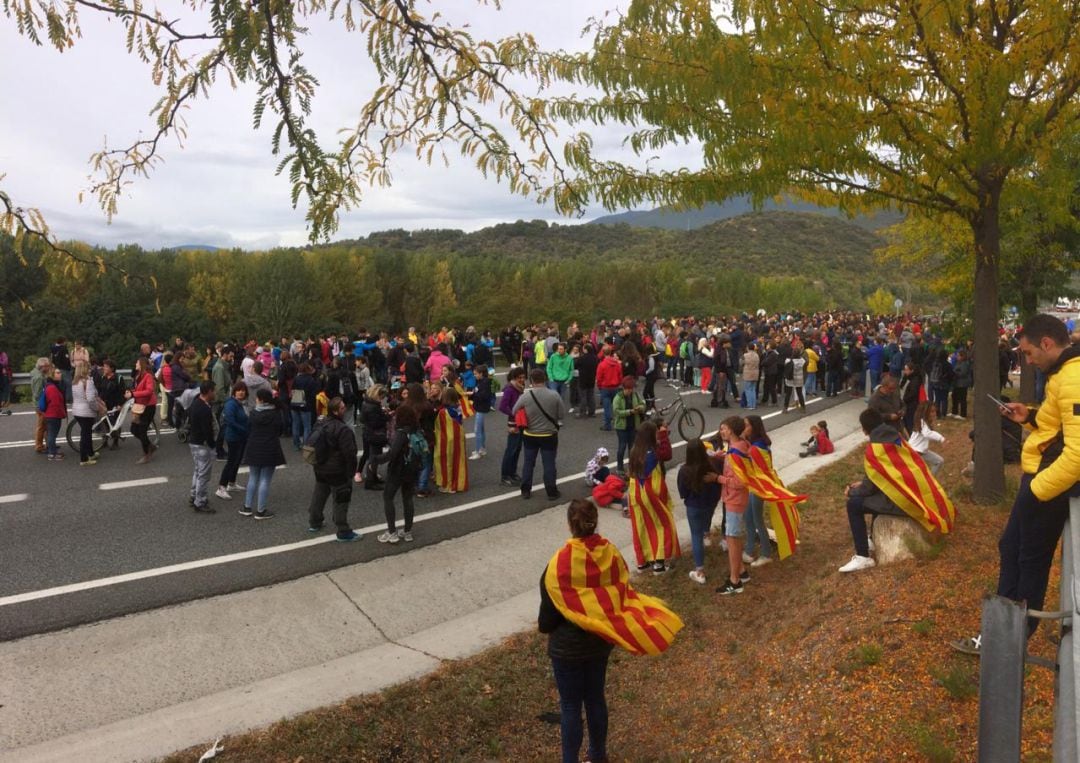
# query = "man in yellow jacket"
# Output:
<box><xmin>996</xmin><ymin>314</ymin><xmax>1080</xmax><ymax>639</ymax></box>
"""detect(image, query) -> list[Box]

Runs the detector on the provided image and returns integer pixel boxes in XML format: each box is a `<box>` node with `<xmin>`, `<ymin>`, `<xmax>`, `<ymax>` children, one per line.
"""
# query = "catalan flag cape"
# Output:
<box><xmin>727</xmin><ymin>446</ymin><xmax>808</xmax><ymax>560</ymax></box>
<box><xmin>628</xmin><ymin>462</ymin><xmax>682</xmax><ymax>567</ymax></box>
<box><xmin>453</xmin><ymin>382</ymin><xmax>475</xmax><ymax>418</ymax></box>
<box><xmin>544</xmin><ymin>535</ymin><xmax>683</xmax><ymax>656</ymax></box>
<box><xmin>434</xmin><ymin>408</ymin><xmax>468</xmax><ymax>492</ymax></box>
<box><xmin>864</xmin><ymin>441</ymin><xmax>955</xmax><ymax>533</ymax></box>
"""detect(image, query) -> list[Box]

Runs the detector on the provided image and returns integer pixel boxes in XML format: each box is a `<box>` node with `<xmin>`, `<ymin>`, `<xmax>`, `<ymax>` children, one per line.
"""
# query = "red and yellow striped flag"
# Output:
<box><xmin>728</xmin><ymin>446</ymin><xmax>808</xmax><ymax>560</ymax></box>
<box><xmin>628</xmin><ymin>465</ymin><xmax>682</xmax><ymax>567</ymax></box>
<box><xmin>434</xmin><ymin>408</ymin><xmax>468</xmax><ymax>492</ymax></box>
<box><xmin>454</xmin><ymin>383</ymin><xmax>474</xmax><ymax>418</ymax></box>
<box><xmin>544</xmin><ymin>535</ymin><xmax>683</xmax><ymax>656</ymax></box>
<box><xmin>864</xmin><ymin>442</ymin><xmax>956</xmax><ymax>533</ymax></box>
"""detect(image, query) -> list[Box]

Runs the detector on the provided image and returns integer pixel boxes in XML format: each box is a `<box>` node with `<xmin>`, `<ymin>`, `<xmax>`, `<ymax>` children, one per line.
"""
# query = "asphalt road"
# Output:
<box><xmin>0</xmin><ymin>381</ymin><xmax>855</xmax><ymax>640</ymax></box>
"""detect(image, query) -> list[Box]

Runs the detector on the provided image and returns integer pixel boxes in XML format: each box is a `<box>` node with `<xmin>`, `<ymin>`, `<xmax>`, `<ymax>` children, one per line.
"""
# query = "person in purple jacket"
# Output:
<box><xmin>498</xmin><ymin>366</ymin><xmax>527</xmax><ymax>486</ymax></box>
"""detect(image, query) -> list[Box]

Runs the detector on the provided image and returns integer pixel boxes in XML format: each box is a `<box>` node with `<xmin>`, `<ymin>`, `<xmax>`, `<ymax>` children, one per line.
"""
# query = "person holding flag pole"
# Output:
<box><xmin>539</xmin><ymin>498</ymin><xmax>684</xmax><ymax>763</ymax></box>
<box><xmin>840</xmin><ymin>407</ymin><xmax>956</xmax><ymax>573</ymax></box>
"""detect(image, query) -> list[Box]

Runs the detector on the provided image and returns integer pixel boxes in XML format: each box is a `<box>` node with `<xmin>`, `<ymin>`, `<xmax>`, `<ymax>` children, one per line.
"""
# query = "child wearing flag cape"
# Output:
<box><xmin>627</xmin><ymin>421</ymin><xmax>681</xmax><ymax>574</ymax></box>
<box><xmin>433</xmin><ymin>386</ymin><xmax>468</xmax><ymax>494</ymax></box>
<box><xmin>539</xmin><ymin>498</ymin><xmax>683</xmax><ymax>763</ymax></box>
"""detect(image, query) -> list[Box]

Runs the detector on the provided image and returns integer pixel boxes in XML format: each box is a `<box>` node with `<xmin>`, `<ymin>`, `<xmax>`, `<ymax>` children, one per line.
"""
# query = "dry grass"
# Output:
<box><xmin>164</xmin><ymin>418</ymin><xmax>1060</xmax><ymax>762</ymax></box>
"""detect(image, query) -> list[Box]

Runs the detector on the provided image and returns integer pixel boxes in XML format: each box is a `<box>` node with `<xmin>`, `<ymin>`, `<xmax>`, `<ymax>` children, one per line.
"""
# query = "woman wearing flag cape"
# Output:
<box><xmin>627</xmin><ymin>421</ymin><xmax>681</xmax><ymax>574</ymax></box>
<box><xmin>433</xmin><ymin>386</ymin><xmax>468</xmax><ymax>494</ymax></box>
<box><xmin>539</xmin><ymin>499</ymin><xmax>684</xmax><ymax>763</ymax></box>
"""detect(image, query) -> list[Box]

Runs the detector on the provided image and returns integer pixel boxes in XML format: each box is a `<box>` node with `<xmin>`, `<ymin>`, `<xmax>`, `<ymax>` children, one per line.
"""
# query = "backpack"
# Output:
<box><xmin>302</xmin><ymin>421</ymin><xmax>331</xmax><ymax>466</ymax></box>
<box><xmin>405</xmin><ymin>430</ymin><xmax>430</xmax><ymax>464</ymax></box>
<box><xmin>37</xmin><ymin>386</ymin><xmax>48</xmax><ymax>413</ymax></box>
<box><xmin>534</xmin><ymin>341</ymin><xmax>547</xmax><ymax>365</ymax></box>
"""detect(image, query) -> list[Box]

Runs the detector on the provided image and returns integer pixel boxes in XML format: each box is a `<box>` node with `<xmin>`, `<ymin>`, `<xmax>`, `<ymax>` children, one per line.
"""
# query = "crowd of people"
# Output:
<box><xmin>14</xmin><ymin>309</ymin><xmax>1079</xmax><ymax>762</ymax></box>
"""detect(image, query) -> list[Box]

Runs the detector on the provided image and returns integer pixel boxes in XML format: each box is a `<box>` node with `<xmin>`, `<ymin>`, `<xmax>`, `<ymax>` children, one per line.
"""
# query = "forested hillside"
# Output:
<box><xmin>0</xmin><ymin>211</ymin><xmax>931</xmax><ymax>368</ymax></box>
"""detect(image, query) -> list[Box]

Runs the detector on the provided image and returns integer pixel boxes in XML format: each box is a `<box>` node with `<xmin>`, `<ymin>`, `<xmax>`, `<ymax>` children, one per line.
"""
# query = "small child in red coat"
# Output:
<box><xmin>799</xmin><ymin>420</ymin><xmax>835</xmax><ymax>457</ymax></box>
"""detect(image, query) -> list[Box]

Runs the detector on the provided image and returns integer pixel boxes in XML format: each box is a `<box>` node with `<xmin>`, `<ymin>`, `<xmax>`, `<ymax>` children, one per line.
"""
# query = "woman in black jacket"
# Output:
<box><xmin>374</xmin><ymin>403</ymin><xmax>423</xmax><ymax>543</ymax></box>
<box><xmin>241</xmin><ymin>388</ymin><xmax>286</xmax><ymax>519</ymax></box>
<box><xmin>356</xmin><ymin>385</ymin><xmax>390</xmax><ymax>487</ymax></box>
<box><xmin>899</xmin><ymin>361</ymin><xmax>924</xmax><ymax>435</ymax></box>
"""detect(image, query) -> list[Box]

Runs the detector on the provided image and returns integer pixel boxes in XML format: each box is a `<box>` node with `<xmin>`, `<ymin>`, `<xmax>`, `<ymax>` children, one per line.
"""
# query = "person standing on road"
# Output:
<box><xmin>97</xmin><ymin>360</ymin><xmax>128</xmax><ymax>450</ymax></box>
<box><xmin>240</xmin><ymin>387</ymin><xmax>285</xmax><ymax>520</ymax></box>
<box><xmin>71</xmin><ymin>361</ymin><xmax>102</xmax><ymax>466</ymax></box>
<box><xmin>211</xmin><ymin>346</ymin><xmax>234</xmax><ymax>460</ymax></box>
<box><xmin>470</xmin><ymin>364</ymin><xmax>493</xmax><ymax>459</ymax></box>
<box><xmin>0</xmin><ymin>347</ymin><xmax>11</xmax><ymax>416</ymax></box>
<box><xmin>131</xmin><ymin>356</ymin><xmax>159</xmax><ymax>464</ymax></box>
<box><xmin>539</xmin><ymin>498</ymin><xmax>683</xmax><ymax>763</ymax></box>
<box><xmin>214</xmin><ymin>381</ymin><xmax>249</xmax><ymax>500</ymax></box>
<box><xmin>513</xmin><ymin>368</ymin><xmax>566</xmax><ymax>501</ymax></box>
<box><xmin>374</xmin><ymin>403</ymin><xmax>422</xmax><ymax>544</ymax></box>
<box><xmin>575</xmin><ymin>342</ymin><xmax>599</xmax><ymax>419</ymax></box>
<box><xmin>42</xmin><ymin>367</ymin><xmax>67</xmax><ymax>461</ymax></box>
<box><xmin>498</xmin><ymin>366</ymin><xmax>526</xmax><ymax>486</ymax></box>
<box><xmin>187</xmin><ymin>380</ymin><xmax>218</xmax><ymax>514</ymax></box>
<box><xmin>30</xmin><ymin>357</ymin><xmax>52</xmax><ymax>453</ymax></box>
<box><xmin>612</xmin><ymin>376</ymin><xmax>645</xmax><ymax>476</ymax></box>
<box><xmin>307</xmin><ymin>396</ymin><xmax>362</xmax><ymax>541</ymax></box>
<box><xmin>50</xmin><ymin>337</ymin><xmax>72</xmax><ymax>404</ymax></box>
<box><xmin>547</xmin><ymin>343</ymin><xmax>574</xmax><ymax>410</ymax></box>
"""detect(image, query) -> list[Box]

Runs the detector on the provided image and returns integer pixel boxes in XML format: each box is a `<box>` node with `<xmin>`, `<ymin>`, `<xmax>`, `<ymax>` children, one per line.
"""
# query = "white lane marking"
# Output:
<box><xmin>0</xmin><ymin>493</ymin><xmax>29</xmax><ymax>504</ymax></box>
<box><xmin>0</xmin><ymin>394</ymin><xmax>828</xmax><ymax>607</ymax></box>
<box><xmin>0</xmin><ymin>427</ymin><xmax>179</xmax><ymax>450</ymax></box>
<box><xmin>99</xmin><ymin>477</ymin><xmax>169</xmax><ymax>491</ymax></box>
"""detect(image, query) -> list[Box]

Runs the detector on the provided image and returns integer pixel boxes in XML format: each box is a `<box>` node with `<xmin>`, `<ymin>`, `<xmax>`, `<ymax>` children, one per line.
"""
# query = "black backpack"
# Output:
<box><xmin>302</xmin><ymin>420</ymin><xmax>331</xmax><ymax>466</ymax></box>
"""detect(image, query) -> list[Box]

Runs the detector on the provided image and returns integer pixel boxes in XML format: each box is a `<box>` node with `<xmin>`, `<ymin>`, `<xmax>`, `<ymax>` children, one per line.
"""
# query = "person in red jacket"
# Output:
<box><xmin>595</xmin><ymin>346</ymin><xmax>623</xmax><ymax>431</ymax></box>
<box><xmin>42</xmin><ymin>367</ymin><xmax>67</xmax><ymax>460</ymax></box>
<box><xmin>131</xmin><ymin>356</ymin><xmax>159</xmax><ymax>464</ymax></box>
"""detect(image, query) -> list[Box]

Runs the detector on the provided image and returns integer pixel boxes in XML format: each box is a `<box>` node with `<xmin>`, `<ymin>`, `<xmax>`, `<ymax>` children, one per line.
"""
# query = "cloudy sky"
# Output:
<box><xmin>1</xmin><ymin>1</ymin><xmax>663</xmax><ymax>251</ymax></box>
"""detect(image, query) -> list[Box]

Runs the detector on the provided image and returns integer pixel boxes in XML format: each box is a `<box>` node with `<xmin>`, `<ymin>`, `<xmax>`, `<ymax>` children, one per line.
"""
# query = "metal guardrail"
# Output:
<box><xmin>11</xmin><ymin>370</ymin><xmax>132</xmax><ymax>387</ymax></box>
<box><xmin>977</xmin><ymin>499</ymin><xmax>1078</xmax><ymax>762</ymax></box>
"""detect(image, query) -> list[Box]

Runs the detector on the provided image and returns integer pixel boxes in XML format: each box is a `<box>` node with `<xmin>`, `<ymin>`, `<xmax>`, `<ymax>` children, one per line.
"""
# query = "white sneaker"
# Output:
<box><xmin>750</xmin><ymin>556</ymin><xmax>772</xmax><ymax>568</ymax></box>
<box><xmin>838</xmin><ymin>555</ymin><xmax>876</xmax><ymax>573</ymax></box>
<box><xmin>479</xmin><ymin>448</ymin><xmax>487</xmax><ymax>456</ymax></box>
<box><xmin>227</xmin><ymin>483</ymin><xmax>245</xmax><ymax>492</ymax></box>
<box><xmin>468</xmin><ymin>452</ymin><xmax>482</xmax><ymax>460</ymax></box>
<box><xmin>688</xmin><ymin>569</ymin><xmax>706</xmax><ymax>585</ymax></box>
<box><xmin>215</xmin><ymin>487</ymin><xmax>232</xmax><ymax>500</ymax></box>
<box><xmin>377</xmin><ymin>531</ymin><xmax>401</xmax><ymax>544</ymax></box>
<box><xmin>742</xmin><ymin>552</ymin><xmax>754</xmax><ymax>564</ymax></box>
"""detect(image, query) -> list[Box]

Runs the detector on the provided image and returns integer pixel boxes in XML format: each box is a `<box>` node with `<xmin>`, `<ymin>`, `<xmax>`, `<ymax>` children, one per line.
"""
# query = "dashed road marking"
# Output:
<box><xmin>0</xmin><ymin>493</ymin><xmax>29</xmax><ymax>504</ymax></box>
<box><xmin>99</xmin><ymin>477</ymin><xmax>169</xmax><ymax>491</ymax></box>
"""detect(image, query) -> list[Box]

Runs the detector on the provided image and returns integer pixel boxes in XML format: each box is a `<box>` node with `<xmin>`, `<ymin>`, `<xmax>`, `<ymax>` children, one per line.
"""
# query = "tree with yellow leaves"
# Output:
<box><xmin>543</xmin><ymin>0</ymin><xmax>1080</xmax><ymax>503</ymax></box>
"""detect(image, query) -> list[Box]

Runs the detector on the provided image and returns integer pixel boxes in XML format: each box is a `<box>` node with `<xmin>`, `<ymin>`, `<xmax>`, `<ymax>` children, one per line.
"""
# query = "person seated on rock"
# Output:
<box><xmin>840</xmin><ymin>408</ymin><xmax>956</xmax><ymax>574</ymax></box>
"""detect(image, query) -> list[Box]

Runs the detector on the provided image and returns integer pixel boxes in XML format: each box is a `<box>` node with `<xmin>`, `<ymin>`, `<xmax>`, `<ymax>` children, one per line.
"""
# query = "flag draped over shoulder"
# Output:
<box><xmin>864</xmin><ymin>441</ymin><xmax>955</xmax><ymax>533</ymax></box>
<box><xmin>434</xmin><ymin>408</ymin><xmax>468</xmax><ymax>492</ymax></box>
<box><xmin>453</xmin><ymin>383</ymin><xmax>474</xmax><ymax>418</ymax></box>
<box><xmin>628</xmin><ymin>464</ymin><xmax>682</xmax><ymax>566</ymax></box>
<box><xmin>544</xmin><ymin>535</ymin><xmax>683</xmax><ymax>656</ymax></box>
<box><xmin>727</xmin><ymin>446</ymin><xmax>808</xmax><ymax>560</ymax></box>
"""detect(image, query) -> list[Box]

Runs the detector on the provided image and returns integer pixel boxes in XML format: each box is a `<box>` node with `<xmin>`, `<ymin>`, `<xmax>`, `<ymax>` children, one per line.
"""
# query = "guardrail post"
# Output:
<box><xmin>978</xmin><ymin>594</ymin><xmax>1027</xmax><ymax>761</ymax></box>
<box><xmin>864</xmin><ymin>368</ymin><xmax>872</xmax><ymax>403</ymax></box>
<box><xmin>1053</xmin><ymin>501</ymin><xmax>1078</xmax><ymax>761</ymax></box>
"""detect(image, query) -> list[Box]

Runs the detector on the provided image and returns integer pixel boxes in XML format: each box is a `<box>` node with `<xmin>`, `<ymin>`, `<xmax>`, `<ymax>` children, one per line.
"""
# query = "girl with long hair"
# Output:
<box><xmin>716</xmin><ymin>416</ymin><xmax>751</xmax><ymax>594</ymax></box>
<box><xmin>627</xmin><ymin>420</ymin><xmax>681</xmax><ymax>574</ymax></box>
<box><xmin>677</xmin><ymin>439</ymin><xmax>721</xmax><ymax>584</ymax></box>
<box><xmin>742</xmin><ymin>414</ymin><xmax>773</xmax><ymax>567</ymax></box>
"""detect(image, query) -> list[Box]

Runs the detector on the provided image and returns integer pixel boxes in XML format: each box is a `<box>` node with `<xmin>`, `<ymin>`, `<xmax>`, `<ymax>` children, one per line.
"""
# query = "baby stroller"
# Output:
<box><xmin>173</xmin><ymin>386</ymin><xmax>200</xmax><ymax>443</ymax></box>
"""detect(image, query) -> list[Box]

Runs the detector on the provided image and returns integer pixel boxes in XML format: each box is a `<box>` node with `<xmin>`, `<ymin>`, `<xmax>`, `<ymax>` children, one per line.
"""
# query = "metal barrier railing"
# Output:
<box><xmin>978</xmin><ymin>500</ymin><xmax>1078</xmax><ymax>762</ymax></box>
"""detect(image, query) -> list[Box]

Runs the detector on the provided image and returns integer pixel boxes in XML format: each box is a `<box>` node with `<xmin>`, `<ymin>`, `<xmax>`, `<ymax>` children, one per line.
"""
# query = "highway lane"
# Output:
<box><xmin>0</xmin><ymin>384</ymin><xmax>855</xmax><ymax>639</ymax></box>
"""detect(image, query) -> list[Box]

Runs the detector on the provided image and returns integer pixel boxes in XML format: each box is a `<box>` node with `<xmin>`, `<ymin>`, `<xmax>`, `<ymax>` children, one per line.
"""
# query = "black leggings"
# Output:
<box><xmin>383</xmin><ymin>471</ymin><xmax>416</xmax><ymax>532</ymax></box>
<box><xmin>131</xmin><ymin>410</ymin><xmax>155</xmax><ymax>453</ymax></box>
<box><xmin>783</xmin><ymin>385</ymin><xmax>805</xmax><ymax>411</ymax></box>
<box><xmin>357</xmin><ymin>436</ymin><xmax>384</xmax><ymax>478</ymax></box>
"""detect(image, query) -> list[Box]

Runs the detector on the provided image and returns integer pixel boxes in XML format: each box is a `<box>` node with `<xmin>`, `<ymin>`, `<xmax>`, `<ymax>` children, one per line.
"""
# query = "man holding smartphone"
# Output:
<box><xmin>956</xmin><ymin>313</ymin><xmax>1080</xmax><ymax>654</ymax></box>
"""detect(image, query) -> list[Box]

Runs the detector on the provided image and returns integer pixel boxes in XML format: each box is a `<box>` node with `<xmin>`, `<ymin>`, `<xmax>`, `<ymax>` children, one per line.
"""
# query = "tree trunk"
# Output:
<box><xmin>971</xmin><ymin>201</ymin><xmax>1007</xmax><ymax>504</ymax></box>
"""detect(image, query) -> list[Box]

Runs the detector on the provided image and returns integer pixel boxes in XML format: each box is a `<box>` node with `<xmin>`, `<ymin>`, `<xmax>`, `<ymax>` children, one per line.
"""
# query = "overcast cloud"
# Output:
<box><xmin>0</xmin><ymin>1</ymin><xmax>681</xmax><ymax>250</ymax></box>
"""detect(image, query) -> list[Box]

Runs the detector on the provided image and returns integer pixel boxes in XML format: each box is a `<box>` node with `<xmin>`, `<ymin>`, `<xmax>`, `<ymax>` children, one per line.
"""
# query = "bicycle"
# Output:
<box><xmin>646</xmin><ymin>383</ymin><xmax>706</xmax><ymax>442</ymax></box>
<box><xmin>66</xmin><ymin>397</ymin><xmax>161</xmax><ymax>455</ymax></box>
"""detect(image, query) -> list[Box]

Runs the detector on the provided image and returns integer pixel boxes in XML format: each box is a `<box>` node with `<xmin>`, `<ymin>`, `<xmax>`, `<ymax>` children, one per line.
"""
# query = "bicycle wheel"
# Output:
<box><xmin>65</xmin><ymin>416</ymin><xmax>109</xmax><ymax>454</ymax></box>
<box><xmin>65</xmin><ymin>418</ymin><xmax>79</xmax><ymax>452</ymax></box>
<box><xmin>677</xmin><ymin>406</ymin><xmax>706</xmax><ymax>442</ymax></box>
<box><xmin>148</xmin><ymin>417</ymin><xmax>161</xmax><ymax>448</ymax></box>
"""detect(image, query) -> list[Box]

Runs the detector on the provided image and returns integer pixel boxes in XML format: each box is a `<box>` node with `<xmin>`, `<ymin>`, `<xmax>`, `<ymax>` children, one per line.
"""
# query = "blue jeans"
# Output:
<box><xmin>686</xmin><ymin>502</ymin><xmax>716</xmax><ymax>568</ymax></box>
<box><xmin>932</xmin><ymin>385</ymin><xmax>950</xmax><ymax>418</ymax></box>
<box><xmin>803</xmin><ymin>372</ymin><xmax>817</xmax><ymax>397</ymax></box>
<box><xmin>869</xmin><ymin>369</ymin><xmax>882</xmax><ymax>391</ymax></box>
<box><xmin>45</xmin><ymin>417</ymin><xmax>62</xmax><ymax>455</ymax></box>
<box><xmin>417</xmin><ymin>451</ymin><xmax>433</xmax><ymax>491</ymax></box>
<box><xmin>551</xmin><ymin>654</ymin><xmax>609</xmax><ymax>763</ymax></box>
<box><xmin>743</xmin><ymin>380</ymin><xmax>757</xmax><ymax>410</ymax></box>
<box><xmin>744</xmin><ymin>493</ymin><xmax>771</xmax><ymax>559</ymax></box>
<box><xmin>474</xmin><ymin>411</ymin><xmax>486</xmax><ymax>452</ymax></box>
<box><xmin>599</xmin><ymin>388</ymin><xmax>617</xmax><ymax>429</ymax></box>
<box><xmin>501</xmin><ymin>429</ymin><xmax>522</xmax><ymax>479</ymax></box>
<box><xmin>244</xmin><ymin>464</ymin><xmax>276</xmax><ymax>512</ymax></box>
<box><xmin>290</xmin><ymin>409</ymin><xmax>312</xmax><ymax>450</ymax></box>
<box><xmin>521</xmin><ymin>433</ymin><xmax>558</xmax><ymax>496</ymax></box>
